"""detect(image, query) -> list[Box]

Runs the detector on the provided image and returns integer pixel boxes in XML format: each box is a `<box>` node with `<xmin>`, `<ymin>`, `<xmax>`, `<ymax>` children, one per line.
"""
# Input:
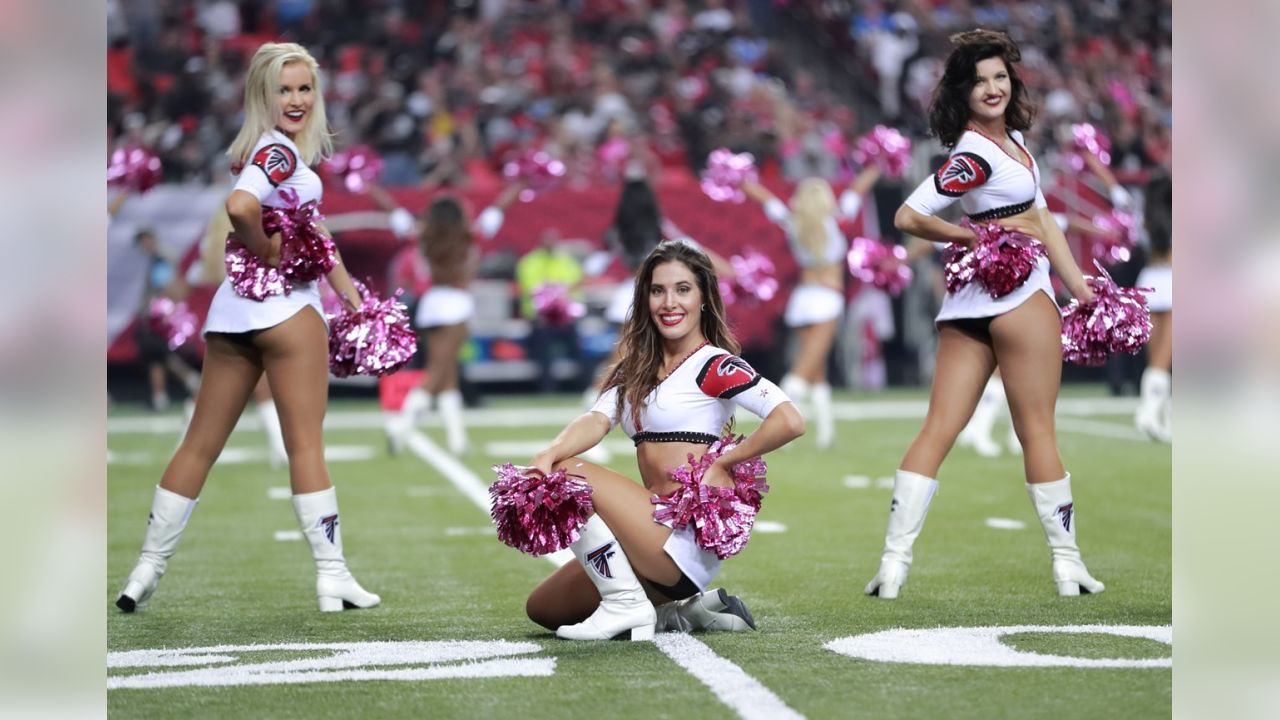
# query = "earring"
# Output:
<box><xmin>701</xmin><ymin>304</ymin><xmax>707</xmax><ymax>310</ymax></box>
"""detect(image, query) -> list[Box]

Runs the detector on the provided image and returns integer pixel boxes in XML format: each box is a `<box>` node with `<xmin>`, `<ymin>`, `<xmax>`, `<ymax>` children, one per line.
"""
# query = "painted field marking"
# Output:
<box><xmin>267</xmin><ymin>487</ymin><xmax>291</xmax><ymax>500</ymax></box>
<box><xmin>484</xmin><ymin>439</ymin><xmax>635</xmax><ymax>458</ymax></box>
<box><xmin>273</xmin><ymin>531</ymin><xmax>302</xmax><ymax>542</ymax></box>
<box><xmin>107</xmin><ymin>641</ymin><xmax>554</xmax><ymax>689</ymax></box>
<box><xmin>984</xmin><ymin>518</ymin><xmax>1027</xmax><ymax>531</ymax></box>
<box><xmin>406</xmin><ymin>486</ymin><xmax>452</xmax><ymax>497</ymax></box>
<box><xmin>108</xmin><ymin>445</ymin><xmax>375</xmax><ymax>466</ymax></box>
<box><xmin>654</xmin><ymin>633</ymin><xmax>804</xmax><ymax>720</ymax></box>
<box><xmin>754</xmin><ymin>521</ymin><xmax>787</xmax><ymax>534</ymax></box>
<box><xmin>1055</xmin><ymin>417</ymin><xmax>1151</xmax><ymax>442</ymax></box>
<box><xmin>401</xmin><ymin>429</ymin><xmax>803</xmax><ymax>720</ymax></box>
<box><xmin>876</xmin><ymin>476</ymin><xmax>894</xmax><ymax>489</ymax></box>
<box><xmin>842</xmin><ymin>475</ymin><xmax>870</xmax><ymax>489</ymax></box>
<box><xmin>444</xmin><ymin>526</ymin><xmax>496</xmax><ymax>537</ymax></box>
<box><xmin>825</xmin><ymin>625</ymin><xmax>1171</xmax><ymax>668</ymax></box>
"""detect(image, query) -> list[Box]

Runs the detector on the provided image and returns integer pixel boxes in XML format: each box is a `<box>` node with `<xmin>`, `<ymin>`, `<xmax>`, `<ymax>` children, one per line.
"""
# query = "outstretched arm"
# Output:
<box><xmin>531</xmin><ymin>411</ymin><xmax>613</xmax><ymax>475</ymax></box>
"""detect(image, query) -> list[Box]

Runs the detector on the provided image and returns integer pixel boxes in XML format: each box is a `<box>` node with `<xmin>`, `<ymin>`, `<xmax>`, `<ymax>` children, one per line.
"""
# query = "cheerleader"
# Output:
<box><xmin>743</xmin><ymin>165</ymin><xmax>881</xmax><ymax>448</ymax></box>
<box><xmin>116</xmin><ymin>43</ymin><xmax>379</xmax><ymax>613</ymax></box>
<box><xmin>865</xmin><ymin>30</ymin><xmax>1104</xmax><ymax>599</ymax></box>
<box><xmin>390</xmin><ymin>183</ymin><xmax>524</xmax><ymax>455</ymax></box>
<box><xmin>1134</xmin><ymin>173</ymin><xmax>1172</xmax><ymax>441</ymax></box>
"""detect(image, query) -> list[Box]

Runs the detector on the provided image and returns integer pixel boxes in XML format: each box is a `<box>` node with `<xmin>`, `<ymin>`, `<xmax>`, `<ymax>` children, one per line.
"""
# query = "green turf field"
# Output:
<box><xmin>107</xmin><ymin>388</ymin><xmax>1171</xmax><ymax>719</ymax></box>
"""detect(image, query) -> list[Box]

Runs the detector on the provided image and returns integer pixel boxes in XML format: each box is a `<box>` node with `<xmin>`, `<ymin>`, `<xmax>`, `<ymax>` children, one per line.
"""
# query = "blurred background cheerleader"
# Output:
<box><xmin>1134</xmin><ymin>172</ymin><xmax>1172</xmax><ymax>441</ymax></box>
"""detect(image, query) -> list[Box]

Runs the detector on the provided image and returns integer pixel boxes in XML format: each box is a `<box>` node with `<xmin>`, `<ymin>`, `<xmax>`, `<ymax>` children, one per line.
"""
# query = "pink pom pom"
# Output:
<box><xmin>489</xmin><ymin>464</ymin><xmax>595</xmax><ymax>556</ymax></box>
<box><xmin>852</xmin><ymin>125</ymin><xmax>913</xmax><ymax>178</ymax></box>
<box><xmin>225</xmin><ymin>237</ymin><xmax>290</xmax><ymax>301</ymax></box>
<box><xmin>503</xmin><ymin>149</ymin><xmax>567</xmax><ymax>202</ymax></box>
<box><xmin>264</xmin><ymin>188</ymin><xmax>338</xmax><ymax>284</ymax></box>
<box><xmin>722</xmin><ymin>249</ymin><xmax>779</xmax><ymax>305</ymax></box>
<box><xmin>320</xmin><ymin>145</ymin><xmax>385</xmax><ymax>194</ymax></box>
<box><xmin>1061</xmin><ymin>261</ymin><xmax>1153</xmax><ymax>366</ymax></box>
<box><xmin>1071</xmin><ymin>123</ymin><xmax>1112</xmax><ymax>167</ymax></box>
<box><xmin>147</xmin><ymin>297</ymin><xmax>199</xmax><ymax>351</ymax></box>
<box><xmin>846</xmin><ymin>237</ymin><xmax>913</xmax><ymax>296</ymax></box>
<box><xmin>1088</xmin><ymin>209</ymin><xmax>1137</xmax><ymax>264</ymax></box>
<box><xmin>943</xmin><ymin>220</ymin><xmax>1047</xmax><ymax>298</ymax></box>
<box><xmin>651</xmin><ymin>435</ymin><xmax>770</xmax><ymax>560</ymax></box>
<box><xmin>327</xmin><ymin>280</ymin><xmax>418</xmax><ymax>377</ymax></box>
<box><xmin>532</xmin><ymin>283</ymin><xmax>585</xmax><ymax>326</ymax></box>
<box><xmin>107</xmin><ymin>145</ymin><xmax>163</xmax><ymax>193</ymax></box>
<box><xmin>700</xmin><ymin>148</ymin><xmax>758</xmax><ymax>204</ymax></box>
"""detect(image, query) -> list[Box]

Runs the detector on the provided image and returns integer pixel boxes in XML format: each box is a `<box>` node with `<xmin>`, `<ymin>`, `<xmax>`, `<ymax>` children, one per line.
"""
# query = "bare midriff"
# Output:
<box><xmin>637</xmin><ymin>441</ymin><xmax>713</xmax><ymax>496</ymax></box>
<box><xmin>800</xmin><ymin>262</ymin><xmax>844</xmax><ymax>292</ymax></box>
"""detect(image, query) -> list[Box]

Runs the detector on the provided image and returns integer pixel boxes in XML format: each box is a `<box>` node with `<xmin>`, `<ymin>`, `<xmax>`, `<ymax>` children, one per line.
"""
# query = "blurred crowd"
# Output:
<box><xmin>107</xmin><ymin>0</ymin><xmax>1171</xmax><ymax>188</ymax></box>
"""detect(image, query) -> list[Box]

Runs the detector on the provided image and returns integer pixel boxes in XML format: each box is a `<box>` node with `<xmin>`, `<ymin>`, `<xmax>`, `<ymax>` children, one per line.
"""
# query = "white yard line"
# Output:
<box><xmin>400</xmin><ymin>428</ymin><xmax>803</xmax><ymax>720</ymax></box>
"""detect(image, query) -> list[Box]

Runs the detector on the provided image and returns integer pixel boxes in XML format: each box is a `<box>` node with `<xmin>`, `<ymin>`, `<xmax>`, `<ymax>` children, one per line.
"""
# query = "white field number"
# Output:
<box><xmin>825</xmin><ymin>625</ymin><xmax>1172</xmax><ymax>668</ymax></box>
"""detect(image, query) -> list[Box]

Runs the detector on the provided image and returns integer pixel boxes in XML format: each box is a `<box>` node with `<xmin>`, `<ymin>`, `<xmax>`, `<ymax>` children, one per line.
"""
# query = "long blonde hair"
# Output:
<box><xmin>789</xmin><ymin>177</ymin><xmax>837</xmax><ymax>259</ymax></box>
<box><xmin>227</xmin><ymin>43</ymin><xmax>333</xmax><ymax>166</ymax></box>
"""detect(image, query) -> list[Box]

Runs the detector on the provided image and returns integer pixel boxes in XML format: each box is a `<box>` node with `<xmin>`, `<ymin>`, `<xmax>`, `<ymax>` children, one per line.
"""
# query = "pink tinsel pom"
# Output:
<box><xmin>327</xmin><ymin>280</ymin><xmax>418</xmax><ymax>377</ymax></box>
<box><xmin>107</xmin><ymin>145</ymin><xmax>163</xmax><ymax>193</ymax></box>
<box><xmin>721</xmin><ymin>249</ymin><xmax>778</xmax><ymax>305</ymax></box>
<box><xmin>851</xmin><ymin>125</ymin><xmax>912</xmax><ymax>178</ymax></box>
<box><xmin>943</xmin><ymin>220</ymin><xmax>1047</xmax><ymax>298</ymax></box>
<box><xmin>1061</xmin><ymin>261</ymin><xmax>1153</xmax><ymax>366</ymax></box>
<box><xmin>320</xmin><ymin>145</ymin><xmax>385</xmax><ymax>194</ymax></box>
<box><xmin>264</xmin><ymin>188</ymin><xmax>338</xmax><ymax>284</ymax></box>
<box><xmin>532</xmin><ymin>283</ymin><xmax>585</xmax><ymax>326</ymax></box>
<box><xmin>489</xmin><ymin>464</ymin><xmax>595</xmax><ymax>556</ymax></box>
<box><xmin>1088</xmin><ymin>209</ymin><xmax>1137</xmax><ymax>264</ymax></box>
<box><xmin>847</xmin><ymin>236</ymin><xmax>913</xmax><ymax>296</ymax></box>
<box><xmin>225</xmin><ymin>238</ymin><xmax>290</xmax><ymax>300</ymax></box>
<box><xmin>1068</xmin><ymin>123</ymin><xmax>1112</xmax><ymax>171</ymax></box>
<box><xmin>147</xmin><ymin>297</ymin><xmax>199</xmax><ymax>351</ymax></box>
<box><xmin>651</xmin><ymin>435</ymin><xmax>770</xmax><ymax>560</ymax></box>
<box><xmin>700</xmin><ymin>148</ymin><xmax>758</xmax><ymax>204</ymax></box>
<box><xmin>503</xmin><ymin>150</ymin><xmax>567</xmax><ymax>202</ymax></box>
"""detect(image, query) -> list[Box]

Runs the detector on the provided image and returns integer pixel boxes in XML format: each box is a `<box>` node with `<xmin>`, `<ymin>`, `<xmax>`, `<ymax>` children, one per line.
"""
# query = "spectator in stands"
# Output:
<box><xmin>390</xmin><ymin>182</ymin><xmax>525</xmax><ymax>455</ymax></box>
<box><xmin>516</xmin><ymin>228</ymin><xmax>586</xmax><ymax>394</ymax></box>
<box><xmin>131</xmin><ymin>228</ymin><xmax>200</xmax><ymax>411</ymax></box>
<box><xmin>116</xmin><ymin>42</ymin><xmax>380</xmax><ymax>615</ymax></box>
<box><xmin>864</xmin><ymin>30</ymin><xmax>1104</xmax><ymax>600</ymax></box>
<box><xmin>743</xmin><ymin>163</ymin><xmax>882</xmax><ymax>449</ymax></box>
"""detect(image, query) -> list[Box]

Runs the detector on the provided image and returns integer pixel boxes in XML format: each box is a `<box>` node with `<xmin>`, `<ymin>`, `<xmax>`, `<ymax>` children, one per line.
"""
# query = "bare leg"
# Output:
<box><xmin>1148</xmin><ymin>311</ymin><xmax>1172</xmax><ymax>371</ymax></box>
<box><xmin>789</xmin><ymin>319</ymin><xmax>840</xmax><ymax>385</ymax></box>
<box><xmin>900</xmin><ymin>325</ymin><xmax>997</xmax><ymax>478</ymax></box>
<box><xmin>989</xmin><ymin>294</ymin><xmax>1065</xmax><ymax>485</ymax></box>
<box><xmin>427</xmin><ymin>323</ymin><xmax>471</xmax><ymax>453</ymax></box>
<box><xmin>257</xmin><ymin>307</ymin><xmax>332</xmax><ymax>495</ymax></box>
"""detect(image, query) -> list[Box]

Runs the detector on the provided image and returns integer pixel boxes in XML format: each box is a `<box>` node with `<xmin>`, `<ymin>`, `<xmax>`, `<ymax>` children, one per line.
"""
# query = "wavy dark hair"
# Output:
<box><xmin>929</xmin><ymin>29</ymin><xmax>1035</xmax><ymax>149</ymax></box>
<box><xmin>609</xmin><ymin>178</ymin><xmax>663</xmax><ymax>271</ymax></box>
<box><xmin>603</xmin><ymin>241</ymin><xmax>739</xmax><ymax>430</ymax></box>
<box><xmin>420</xmin><ymin>196</ymin><xmax>471</xmax><ymax>274</ymax></box>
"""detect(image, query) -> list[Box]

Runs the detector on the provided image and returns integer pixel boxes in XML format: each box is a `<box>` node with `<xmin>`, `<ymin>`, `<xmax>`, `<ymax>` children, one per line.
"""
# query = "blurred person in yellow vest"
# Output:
<box><xmin>517</xmin><ymin>228</ymin><xmax>585</xmax><ymax>393</ymax></box>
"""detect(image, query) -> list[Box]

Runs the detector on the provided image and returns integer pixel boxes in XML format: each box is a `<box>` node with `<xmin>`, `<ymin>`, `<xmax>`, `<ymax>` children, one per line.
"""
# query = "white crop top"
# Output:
<box><xmin>591</xmin><ymin>344</ymin><xmax>789</xmax><ymax>444</ymax></box>
<box><xmin>233</xmin><ymin>130</ymin><xmax>322</xmax><ymax>208</ymax></box>
<box><xmin>762</xmin><ymin>187</ymin><xmax>863</xmax><ymax>268</ymax></box>
<box><xmin>904</xmin><ymin>128</ymin><xmax>1047</xmax><ymax>221</ymax></box>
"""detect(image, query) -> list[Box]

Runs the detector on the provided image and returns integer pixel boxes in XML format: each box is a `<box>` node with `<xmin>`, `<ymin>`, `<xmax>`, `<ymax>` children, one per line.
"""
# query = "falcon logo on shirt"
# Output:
<box><xmin>697</xmin><ymin>353</ymin><xmax>761</xmax><ymax>399</ymax></box>
<box><xmin>251</xmin><ymin>143</ymin><xmax>297</xmax><ymax>186</ymax></box>
<box><xmin>934</xmin><ymin>152</ymin><xmax>991</xmax><ymax>197</ymax></box>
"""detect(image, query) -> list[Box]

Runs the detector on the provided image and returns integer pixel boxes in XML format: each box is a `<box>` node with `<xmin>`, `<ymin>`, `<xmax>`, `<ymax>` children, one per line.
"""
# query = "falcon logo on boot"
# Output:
<box><xmin>320</xmin><ymin>514</ymin><xmax>339</xmax><ymax>544</ymax></box>
<box><xmin>1056</xmin><ymin>502</ymin><xmax>1073</xmax><ymax>532</ymax></box>
<box><xmin>586</xmin><ymin>542</ymin><xmax>615</xmax><ymax>579</ymax></box>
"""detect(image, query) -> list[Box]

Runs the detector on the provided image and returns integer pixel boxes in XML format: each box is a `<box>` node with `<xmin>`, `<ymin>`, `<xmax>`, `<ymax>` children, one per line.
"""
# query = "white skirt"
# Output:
<box><xmin>936</xmin><ymin>256</ymin><xmax>1056</xmax><ymax>323</ymax></box>
<box><xmin>784</xmin><ymin>283</ymin><xmax>844</xmax><ymax>327</ymax></box>
<box><xmin>202</xmin><ymin>278</ymin><xmax>324</xmax><ymax>336</ymax></box>
<box><xmin>604</xmin><ymin>282</ymin><xmax>634</xmax><ymax>325</ymax></box>
<box><xmin>415</xmin><ymin>286</ymin><xmax>474</xmax><ymax>328</ymax></box>
<box><xmin>1136</xmin><ymin>264</ymin><xmax>1172</xmax><ymax>312</ymax></box>
<box><xmin>660</xmin><ymin>524</ymin><xmax>721</xmax><ymax>592</ymax></box>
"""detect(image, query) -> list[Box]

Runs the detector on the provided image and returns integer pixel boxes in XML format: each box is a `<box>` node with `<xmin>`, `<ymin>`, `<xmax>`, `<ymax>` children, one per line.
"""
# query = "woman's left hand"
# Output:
<box><xmin>701</xmin><ymin>460</ymin><xmax>735</xmax><ymax>490</ymax></box>
<box><xmin>995</xmin><ymin>215</ymin><xmax>1044</xmax><ymax>239</ymax></box>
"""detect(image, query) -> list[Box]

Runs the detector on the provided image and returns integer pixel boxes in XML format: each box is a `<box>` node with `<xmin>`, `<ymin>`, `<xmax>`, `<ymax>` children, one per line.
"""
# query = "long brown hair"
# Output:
<box><xmin>928</xmin><ymin>29</ymin><xmax>1035</xmax><ymax>149</ymax></box>
<box><xmin>420</xmin><ymin>196</ymin><xmax>472</xmax><ymax>274</ymax></box>
<box><xmin>604</xmin><ymin>242</ymin><xmax>739</xmax><ymax>429</ymax></box>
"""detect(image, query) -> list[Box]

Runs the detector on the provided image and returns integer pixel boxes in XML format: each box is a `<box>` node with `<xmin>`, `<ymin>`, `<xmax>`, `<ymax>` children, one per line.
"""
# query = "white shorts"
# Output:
<box><xmin>936</xmin><ymin>256</ymin><xmax>1056</xmax><ymax>324</ymax></box>
<box><xmin>1136</xmin><ymin>264</ymin><xmax>1172</xmax><ymax>312</ymax></box>
<box><xmin>415</xmin><ymin>286</ymin><xmax>474</xmax><ymax>328</ymax></box>
<box><xmin>660</xmin><ymin>524</ymin><xmax>722</xmax><ymax>592</ymax></box>
<box><xmin>784</xmin><ymin>283</ymin><xmax>844</xmax><ymax>327</ymax></box>
<box><xmin>202</xmin><ymin>278</ymin><xmax>324</xmax><ymax>336</ymax></box>
<box><xmin>604</xmin><ymin>282</ymin><xmax>634</xmax><ymax>325</ymax></box>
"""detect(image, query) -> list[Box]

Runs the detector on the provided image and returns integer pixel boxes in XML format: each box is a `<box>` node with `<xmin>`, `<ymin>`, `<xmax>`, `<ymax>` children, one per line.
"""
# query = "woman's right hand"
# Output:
<box><xmin>530</xmin><ymin>450</ymin><xmax>558</xmax><ymax>477</ymax></box>
<box><xmin>264</xmin><ymin>231</ymin><xmax>283</xmax><ymax>267</ymax></box>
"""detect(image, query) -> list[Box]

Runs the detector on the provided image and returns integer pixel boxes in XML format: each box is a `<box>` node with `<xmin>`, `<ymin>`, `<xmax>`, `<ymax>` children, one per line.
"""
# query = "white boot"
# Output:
<box><xmin>655</xmin><ymin>588</ymin><xmax>756</xmax><ymax>633</ymax></box>
<box><xmin>256</xmin><ymin>398</ymin><xmax>288</xmax><ymax>470</ymax></box>
<box><xmin>779</xmin><ymin>373</ymin><xmax>810</xmax><ymax>403</ymax></box>
<box><xmin>1027</xmin><ymin>475</ymin><xmax>1105</xmax><ymax>596</ymax></box>
<box><xmin>387</xmin><ymin>387</ymin><xmax>430</xmax><ymax>455</ymax></box>
<box><xmin>865</xmin><ymin>470</ymin><xmax>939</xmax><ymax>599</ymax></box>
<box><xmin>957</xmin><ymin>376</ymin><xmax>1003</xmax><ymax>457</ymax></box>
<box><xmin>1135</xmin><ymin>368</ymin><xmax>1171</xmax><ymax>443</ymax></box>
<box><xmin>811</xmin><ymin>382</ymin><xmax>835</xmax><ymax>450</ymax></box>
<box><xmin>293</xmin><ymin>487</ymin><xmax>381</xmax><ymax>612</ymax></box>
<box><xmin>438</xmin><ymin>389</ymin><xmax>468</xmax><ymax>456</ymax></box>
<box><xmin>116</xmin><ymin>486</ymin><xmax>198</xmax><ymax>612</ymax></box>
<box><xmin>556</xmin><ymin>515</ymin><xmax>656</xmax><ymax>641</ymax></box>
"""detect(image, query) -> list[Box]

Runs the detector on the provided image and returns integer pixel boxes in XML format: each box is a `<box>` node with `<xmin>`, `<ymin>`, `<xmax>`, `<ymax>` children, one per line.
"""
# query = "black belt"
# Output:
<box><xmin>968</xmin><ymin>199</ymin><xmax>1034</xmax><ymax>221</ymax></box>
<box><xmin>633</xmin><ymin>431</ymin><xmax>719</xmax><ymax>446</ymax></box>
